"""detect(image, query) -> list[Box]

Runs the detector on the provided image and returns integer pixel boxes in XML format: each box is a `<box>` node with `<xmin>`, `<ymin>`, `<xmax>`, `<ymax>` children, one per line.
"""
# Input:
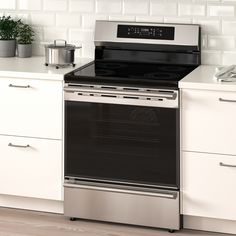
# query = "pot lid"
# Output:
<box><xmin>46</xmin><ymin>40</ymin><xmax>76</xmax><ymax>50</ymax></box>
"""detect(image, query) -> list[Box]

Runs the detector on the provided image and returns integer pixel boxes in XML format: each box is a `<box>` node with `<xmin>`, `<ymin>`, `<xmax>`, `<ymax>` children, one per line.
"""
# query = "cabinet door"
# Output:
<box><xmin>181</xmin><ymin>89</ymin><xmax>236</xmax><ymax>155</ymax></box>
<box><xmin>0</xmin><ymin>78</ymin><xmax>62</xmax><ymax>139</ymax></box>
<box><xmin>182</xmin><ymin>151</ymin><xmax>236</xmax><ymax>220</ymax></box>
<box><xmin>0</xmin><ymin>135</ymin><xmax>62</xmax><ymax>201</ymax></box>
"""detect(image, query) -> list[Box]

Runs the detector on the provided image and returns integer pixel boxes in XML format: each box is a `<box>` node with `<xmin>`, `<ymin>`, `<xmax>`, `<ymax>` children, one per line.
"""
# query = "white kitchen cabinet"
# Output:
<box><xmin>182</xmin><ymin>89</ymin><xmax>236</xmax><ymax>155</ymax></box>
<box><xmin>181</xmin><ymin>87</ymin><xmax>236</xmax><ymax>224</ymax></box>
<box><xmin>0</xmin><ymin>78</ymin><xmax>62</xmax><ymax>140</ymax></box>
<box><xmin>0</xmin><ymin>135</ymin><xmax>62</xmax><ymax>200</ymax></box>
<box><xmin>182</xmin><ymin>151</ymin><xmax>236</xmax><ymax>221</ymax></box>
<box><xmin>0</xmin><ymin>76</ymin><xmax>63</xmax><ymax>207</ymax></box>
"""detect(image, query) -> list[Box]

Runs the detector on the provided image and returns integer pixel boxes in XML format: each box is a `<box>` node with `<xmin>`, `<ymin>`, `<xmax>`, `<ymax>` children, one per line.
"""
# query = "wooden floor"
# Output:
<box><xmin>0</xmin><ymin>208</ymin><xmax>229</xmax><ymax>236</ymax></box>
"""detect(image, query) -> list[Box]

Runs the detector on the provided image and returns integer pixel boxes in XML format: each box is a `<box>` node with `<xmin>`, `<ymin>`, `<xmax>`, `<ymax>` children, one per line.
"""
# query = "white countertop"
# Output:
<box><xmin>0</xmin><ymin>56</ymin><xmax>93</xmax><ymax>81</ymax></box>
<box><xmin>179</xmin><ymin>65</ymin><xmax>236</xmax><ymax>92</ymax></box>
<box><xmin>1</xmin><ymin>59</ymin><xmax>236</xmax><ymax>91</ymax></box>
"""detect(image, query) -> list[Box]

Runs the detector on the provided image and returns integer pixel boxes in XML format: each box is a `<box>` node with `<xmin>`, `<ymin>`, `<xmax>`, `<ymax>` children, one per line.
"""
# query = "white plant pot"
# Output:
<box><xmin>0</xmin><ymin>40</ymin><xmax>16</xmax><ymax>57</ymax></box>
<box><xmin>17</xmin><ymin>44</ymin><xmax>32</xmax><ymax>58</ymax></box>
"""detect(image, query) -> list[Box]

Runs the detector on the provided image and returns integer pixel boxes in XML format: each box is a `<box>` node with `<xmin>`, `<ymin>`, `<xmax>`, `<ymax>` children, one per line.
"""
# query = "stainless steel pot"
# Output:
<box><xmin>45</xmin><ymin>39</ymin><xmax>81</xmax><ymax>67</ymax></box>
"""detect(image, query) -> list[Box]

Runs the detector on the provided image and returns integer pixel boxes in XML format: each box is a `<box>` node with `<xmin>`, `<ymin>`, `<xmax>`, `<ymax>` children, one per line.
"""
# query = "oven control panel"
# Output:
<box><xmin>117</xmin><ymin>24</ymin><xmax>175</xmax><ymax>40</ymax></box>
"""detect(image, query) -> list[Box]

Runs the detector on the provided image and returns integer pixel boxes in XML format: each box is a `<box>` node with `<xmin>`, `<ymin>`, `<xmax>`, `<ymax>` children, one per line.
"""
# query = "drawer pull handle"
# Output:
<box><xmin>64</xmin><ymin>183</ymin><xmax>177</xmax><ymax>199</ymax></box>
<box><xmin>219</xmin><ymin>162</ymin><xmax>236</xmax><ymax>168</ymax></box>
<box><xmin>9</xmin><ymin>84</ymin><xmax>31</xmax><ymax>89</ymax></box>
<box><xmin>8</xmin><ymin>143</ymin><xmax>30</xmax><ymax>148</ymax></box>
<box><xmin>219</xmin><ymin>98</ymin><xmax>236</xmax><ymax>103</ymax></box>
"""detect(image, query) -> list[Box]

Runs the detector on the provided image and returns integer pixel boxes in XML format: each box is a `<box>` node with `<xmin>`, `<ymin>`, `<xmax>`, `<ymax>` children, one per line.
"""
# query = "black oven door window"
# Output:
<box><xmin>65</xmin><ymin>101</ymin><xmax>179</xmax><ymax>189</ymax></box>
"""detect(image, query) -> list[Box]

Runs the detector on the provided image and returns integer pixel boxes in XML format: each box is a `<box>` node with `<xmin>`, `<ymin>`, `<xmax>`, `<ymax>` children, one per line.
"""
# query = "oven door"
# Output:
<box><xmin>64</xmin><ymin>87</ymin><xmax>179</xmax><ymax>190</ymax></box>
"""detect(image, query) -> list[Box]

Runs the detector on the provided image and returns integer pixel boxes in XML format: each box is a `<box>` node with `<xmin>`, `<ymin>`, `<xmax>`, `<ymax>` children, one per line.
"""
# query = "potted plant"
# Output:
<box><xmin>0</xmin><ymin>16</ymin><xmax>21</xmax><ymax>57</ymax></box>
<box><xmin>17</xmin><ymin>23</ymin><xmax>34</xmax><ymax>58</ymax></box>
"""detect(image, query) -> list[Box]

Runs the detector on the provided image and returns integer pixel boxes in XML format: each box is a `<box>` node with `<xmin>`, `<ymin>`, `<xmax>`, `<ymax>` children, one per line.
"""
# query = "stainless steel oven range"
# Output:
<box><xmin>64</xmin><ymin>21</ymin><xmax>201</xmax><ymax>232</ymax></box>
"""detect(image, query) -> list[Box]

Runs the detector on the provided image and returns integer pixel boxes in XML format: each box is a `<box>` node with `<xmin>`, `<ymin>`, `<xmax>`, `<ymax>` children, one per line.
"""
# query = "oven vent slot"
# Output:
<box><xmin>123</xmin><ymin>87</ymin><xmax>139</xmax><ymax>91</ymax></box>
<box><xmin>101</xmin><ymin>94</ymin><xmax>117</xmax><ymax>98</ymax></box>
<box><xmin>101</xmin><ymin>86</ymin><xmax>117</xmax><ymax>90</ymax></box>
<box><xmin>76</xmin><ymin>84</ymin><xmax>95</xmax><ymax>88</ymax></box>
<box><xmin>123</xmin><ymin>96</ymin><xmax>139</xmax><ymax>99</ymax></box>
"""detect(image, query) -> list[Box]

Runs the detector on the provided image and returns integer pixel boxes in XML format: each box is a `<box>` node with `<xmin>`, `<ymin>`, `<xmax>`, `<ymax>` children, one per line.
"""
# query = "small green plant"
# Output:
<box><xmin>17</xmin><ymin>23</ymin><xmax>34</xmax><ymax>44</ymax></box>
<box><xmin>0</xmin><ymin>15</ymin><xmax>21</xmax><ymax>40</ymax></box>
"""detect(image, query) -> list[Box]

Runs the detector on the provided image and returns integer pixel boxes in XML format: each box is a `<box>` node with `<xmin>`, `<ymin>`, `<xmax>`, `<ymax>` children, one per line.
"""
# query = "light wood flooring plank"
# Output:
<box><xmin>0</xmin><ymin>208</ymin><xmax>229</xmax><ymax>236</ymax></box>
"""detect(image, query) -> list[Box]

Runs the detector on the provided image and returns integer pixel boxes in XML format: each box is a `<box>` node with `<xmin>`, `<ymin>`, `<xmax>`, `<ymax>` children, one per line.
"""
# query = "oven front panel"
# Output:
<box><xmin>65</xmin><ymin>101</ymin><xmax>179</xmax><ymax>189</ymax></box>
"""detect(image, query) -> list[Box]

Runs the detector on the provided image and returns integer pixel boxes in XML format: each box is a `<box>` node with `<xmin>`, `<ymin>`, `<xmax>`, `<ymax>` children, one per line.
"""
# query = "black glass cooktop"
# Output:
<box><xmin>65</xmin><ymin>61</ymin><xmax>197</xmax><ymax>88</ymax></box>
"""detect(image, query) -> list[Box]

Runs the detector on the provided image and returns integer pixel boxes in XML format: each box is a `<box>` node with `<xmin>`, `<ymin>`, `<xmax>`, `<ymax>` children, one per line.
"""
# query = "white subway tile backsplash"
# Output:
<box><xmin>18</xmin><ymin>0</ymin><xmax>41</xmax><ymax>11</ymax></box>
<box><xmin>222</xmin><ymin>21</ymin><xmax>236</xmax><ymax>35</ymax></box>
<box><xmin>7</xmin><ymin>13</ymin><xmax>29</xmax><ymax>22</ymax></box>
<box><xmin>136</xmin><ymin>16</ymin><xmax>163</xmax><ymax>23</ymax></box>
<box><xmin>32</xmin><ymin>43</ymin><xmax>45</xmax><ymax>56</ymax></box>
<box><xmin>109</xmin><ymin>15</ymin><xmax>136</xmax><ymax>21</ymax></box>
<box><xmin>222</xmin><ymin>52</ymin><xmax>236</xmax><ymax>65</ymax></box>
<box><xmin>69</xmin><ymin>0</ymin><xmax>95</xmax><ymax>13</ymax></box>
<box><xmin>81</xmin><ymin>43</ymin><xmax>95</xmax><ymax>58</ymax></box>
<box><xmin>44</xmin><ymin>27</ymin><xmax>67</xmax><ymax>42</ymax></box>
<box><xmin>1</xmin><ymin>0</ymin><xmax>235</xmax><ymax>64</ymax></box>
<box><xmin>164</xmin><ymin>17</ymin><xmax>192</xmax><ymax>24</ymax></box>
<box><xmin>30</xmin><ymin>13</ymin><xmax>55</xmax><ymax>26</ymax></box>
<box><xmin>56</xmin><ymin>13</ymin><xmax>81</xmax><ymax>27</ymax></box>
<box><xmin>96</xmin><ymin>0</ymin><xmax>122</xmax><ymax>14</ymax></box>
<box><xmin>201</xmin><ymin>50</ymin><xmax>222</xmax><ymax>65</ymax></box>
<box><xmin>208</xmin><ymin>5</ymin><xmax>234</xmax><ymax>17</ymax></box>
<box><xmin>82</xmin><ymin>14</ymin><xmax>108</xmax><ymax>29</ymax></box>
<box><xmin>124</xmin><ymin>0</ymin><xmax>149</xmax><ymax>15</ymax></box>
<box><xmin>32</xmin><ymin>26</ymin><xmax>44</xmax><ymax>41</ymax></box>
<box><xmin>208</xmin><ymin>36</ymin><xmax>235</xmax><ymax>50</ymax></box>
<box><xmin>179</xmin><ymin>4</ymin><xmax>206</xmax><ymax>16</ymax></box>
<box><xmin>69</xmin><ymin>29</ymin><xmax>94</xmax><ymax>42</ymax></box>
<box><xmin>201</xmin><ymin>35</ymin><xmax>208</xmax><ymax>49</ymax></box>
<box><xmin>43</xmin><ymin>0</ymin><xmax>67</xmax><ymax>12</ymax></box>
<box><xmin>151</xmin><ymin>1</ymin><xmax>177</xmax><ymax>16</ymax></box>
<box><xmin>0</xmin><ymin>0</ymin><xmax>16</xmax><ymax>10</ymax></box>
<box><xmin>193</xmin><ymin>18</ymin><xmax>221</xmax><ymax>34</ymax></box>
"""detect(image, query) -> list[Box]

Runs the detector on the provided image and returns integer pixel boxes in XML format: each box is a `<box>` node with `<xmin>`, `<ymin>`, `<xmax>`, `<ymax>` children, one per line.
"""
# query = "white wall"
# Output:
<box><xmin>0</xmin><ymin>0</ymin><xmax>236</xmax><ymax>65</ymax></box>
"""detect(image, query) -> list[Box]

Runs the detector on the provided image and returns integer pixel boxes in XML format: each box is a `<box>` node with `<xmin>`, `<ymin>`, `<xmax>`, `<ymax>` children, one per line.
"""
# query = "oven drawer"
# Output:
<box><xmin>182</xmin><ymin>89</ymin><xmax>236</xmax><ymax>155</ymax></box>
<box><xmin>182</xmin><ymin>151</ymin><xmax>236</xmax><ymax>221</ymax></box>
<box><xmin>64</xmin><ymin>182</ymin><xmax>180</xmax><ymax>230</ymax></box>
<box><xmin>0</xmin><ymin>78</ymin><xmax>62</xmax><ymax>139</ymax></box>
<box><xmin>0</xmin><ymin>135</ymin><xmax>62</xmax><ymax>200</ymax></box>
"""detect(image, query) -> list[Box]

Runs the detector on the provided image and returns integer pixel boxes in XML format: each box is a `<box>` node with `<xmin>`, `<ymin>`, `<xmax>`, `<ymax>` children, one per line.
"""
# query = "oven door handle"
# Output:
<box><xmin>64</xmin><ymin>183</ymin><xmax>177</xmax><ymax>199</ymax></box>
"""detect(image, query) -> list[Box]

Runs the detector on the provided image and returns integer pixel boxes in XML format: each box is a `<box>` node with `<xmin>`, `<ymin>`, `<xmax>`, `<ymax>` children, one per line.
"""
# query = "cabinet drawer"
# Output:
<box><xmin>0</xmin><ymin>78</ymin><xmax>62</xmax><ymax>139</ymax></box>
<box><xmin>182</xmin><ymin>151</ymin><xmax>236</xmax><ymax>220</ymax></box>
<box><xmin>182</xmin><ymin>89</ymin><xmax>236</xmax><ymax>155</ymax></box>
<box><xmin>0</xmin><ymin>135</ymin><xmax>62</xmax><ymax>201</ymax></box>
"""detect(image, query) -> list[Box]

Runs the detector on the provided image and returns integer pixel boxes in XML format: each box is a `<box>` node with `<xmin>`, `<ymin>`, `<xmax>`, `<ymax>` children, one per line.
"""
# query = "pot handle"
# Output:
<box><xmin>54</xmin><ymin>39</ymin><xmax>67</xmax><ymax>46</ymax></box>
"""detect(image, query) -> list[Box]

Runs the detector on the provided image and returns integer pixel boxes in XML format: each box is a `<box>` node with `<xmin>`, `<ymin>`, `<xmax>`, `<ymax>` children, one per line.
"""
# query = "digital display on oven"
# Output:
<box><xmin>117</xmin><ymin>25</ymin><xmax>175</xmax><ymax>40</ymax></box>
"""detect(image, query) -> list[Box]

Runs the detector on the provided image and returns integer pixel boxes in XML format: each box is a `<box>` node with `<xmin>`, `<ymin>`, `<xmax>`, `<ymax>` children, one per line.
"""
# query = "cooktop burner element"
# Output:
<box><xmin>158</xmin><ymin>65</ymin><xmax>187</xmax><ymax>72</ymax></box>
<box><xmin>98</xmin><ymin>62</ymin><xmax>127</xmax><ymax>69</ymax></box>
<box><xmin>144</xmin><ymin>72</ymin><xmax>176</xmax><ymax>80</ymax></box>
<box><xmin>95</xmin><ymin>69</ymin><xmax>115</xmax><ymax>76</ymax></box>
